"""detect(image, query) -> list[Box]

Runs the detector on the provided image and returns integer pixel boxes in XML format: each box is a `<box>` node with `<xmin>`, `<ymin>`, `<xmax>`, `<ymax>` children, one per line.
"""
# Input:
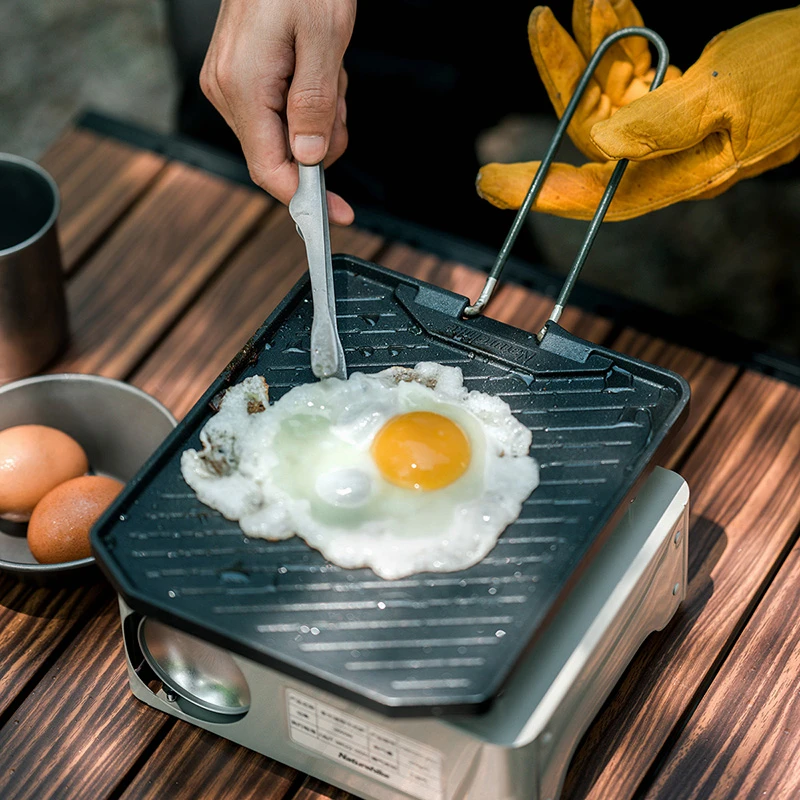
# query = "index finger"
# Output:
<box><xmin>572</xmin><ymin>0</ymin><xmax>650</xmax><ymax>84</ymax></box>
<box><xmin>235</xmin><ymin>101</ymin><xmax>297</xmax><ymax>205</ymax></box>
<box><xmin>236</xmin><ymin>106</ymin><xmax>354</xmax><ymax>225</ymax></box>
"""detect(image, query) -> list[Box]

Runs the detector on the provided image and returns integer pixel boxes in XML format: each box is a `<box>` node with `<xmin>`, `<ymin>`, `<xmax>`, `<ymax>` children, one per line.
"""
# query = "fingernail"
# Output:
<box><xmin>293</xmin><ymin>134</ymin><xmax>326</xmax><ymax>165</ymax></box>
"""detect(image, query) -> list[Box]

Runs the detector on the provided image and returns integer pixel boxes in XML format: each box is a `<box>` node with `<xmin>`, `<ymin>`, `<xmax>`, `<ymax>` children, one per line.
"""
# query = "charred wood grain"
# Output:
<box><xmin>119</xmin><ymin>722</ymin><xmax>298</xmax><ymax>800</ymax></box>
<box><xmin>562</xmin><ymin>372</ymin><xmax>800</xmax><ymax>800</ymax></box>
<box><xmin>0</xmin><ymin>601</ymin><xmax>168</xmax><ymax>800</ymax></box>
<box><xmin>0</xmin><ymin>579</ymin><xmax>108</xmax><ymax>719</ymax></box>
<box><xmin>646</xmin><ymin>542</ymin><xmax>800</xmax><ymax>799</ymax></box>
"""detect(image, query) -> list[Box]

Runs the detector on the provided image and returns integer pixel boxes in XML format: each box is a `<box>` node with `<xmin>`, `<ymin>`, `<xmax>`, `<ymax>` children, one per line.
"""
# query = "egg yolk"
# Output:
<box><xmin>371</xmin><ymin>411</ymin><xmax>471</xmax><ymax>491</ymax></box>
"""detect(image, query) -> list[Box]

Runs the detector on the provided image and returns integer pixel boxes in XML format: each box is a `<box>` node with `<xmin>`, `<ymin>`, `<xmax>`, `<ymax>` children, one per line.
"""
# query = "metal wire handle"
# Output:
<box><xmin>463</xmin><ymin>26</ymin><xmax>670</xmax><ymax>340</ymax></box>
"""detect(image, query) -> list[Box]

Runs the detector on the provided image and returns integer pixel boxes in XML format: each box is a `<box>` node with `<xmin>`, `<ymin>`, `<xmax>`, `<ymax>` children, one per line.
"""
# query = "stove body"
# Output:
<box><xmin>119</xmin><ymin>466</ymin><xmax>687</xmax><ymax>800</ymax></box>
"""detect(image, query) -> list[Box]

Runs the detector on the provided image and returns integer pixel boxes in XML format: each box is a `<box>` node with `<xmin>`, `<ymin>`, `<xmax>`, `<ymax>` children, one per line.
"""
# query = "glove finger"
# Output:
<box><xmin>476</xmin><ymin>134</ymin><xmax>737</xmax><ymax>221</ymax></box>
<box><xmin>572</xmin><ymin>0</ymin><xmax>644</xmax><ymax>63</ymax></box>
<box><xmin>528</xmin><ymin>7</ymin><xmax>588</xmax><ymax>119</ymax></box>
<box><xmin>573</xmin><ymin>0</ymin><xmax>683</xmax><ymax>108</ymax></box>
<box><xmin>573</xmin><ymin>0</ymin><xmax>658</xmax><ymax>105</ymax></box>
<box><xmin>528</xmin><ymin>6</ymin><xmax>608</xmax><ymax>161</ymax></box>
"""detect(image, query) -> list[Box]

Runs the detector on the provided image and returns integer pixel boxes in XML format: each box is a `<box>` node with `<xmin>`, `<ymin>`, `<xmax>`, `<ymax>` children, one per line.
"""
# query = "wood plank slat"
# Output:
<box><xmin>486</xmin><ymin>275</ymin><xmax>613</xmax><ymax>345</ymax></box>
<box><xmin>292</xmin><ymin>776</ymin><xmax>353</xmax><ymax>800</ymax></box>
<box><xmin>646</xmin><ymin>539</ymin><xmax>800</xmax><ymax>800</ymax></box>
<box><xmin>56</xmin><ymin>162</ymin><xmax>271</xmax><ymax>378</ymax></box>
<box><xmin>132</xmin><ymin>208</ymin><xmax>384</xmax><ymax>418</ymax></box>
<box><xmin>562</xmin><ymin>371</ymin><xmax>800</xmax><ymax>800</ymax></box>
<box><xmin>0</xmin><ymin>601</ymin><xmax>168</xmax><ymax>800</ymax></box>
<box><xmin>118</xmin><ymin>722</ymin><xmax>298</xmax><ymax>800</ymax></box>
<box><xmin>38</xmin><ymin>129</ymin><xmax>165</xmax><ymax>272</ymax></box>
<box><xmin>0</xmin><ymin>580</ymin><xmax>106</xmax><ymax>719</ymax></box>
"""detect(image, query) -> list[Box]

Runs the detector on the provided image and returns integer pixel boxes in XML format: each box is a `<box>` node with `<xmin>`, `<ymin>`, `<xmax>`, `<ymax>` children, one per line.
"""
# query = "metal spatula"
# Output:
<box><xmin>289</xmin><ymin>162</ymin><xmax>347</xmax><ymax>380</ymax></box>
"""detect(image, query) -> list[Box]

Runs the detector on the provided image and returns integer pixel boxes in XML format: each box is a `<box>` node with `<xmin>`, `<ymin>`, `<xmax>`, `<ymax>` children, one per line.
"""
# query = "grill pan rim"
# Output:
<box><xmin>91</xmin><ymin>255</ymin><xmax>691</xmax><ymax>717</ymax></box>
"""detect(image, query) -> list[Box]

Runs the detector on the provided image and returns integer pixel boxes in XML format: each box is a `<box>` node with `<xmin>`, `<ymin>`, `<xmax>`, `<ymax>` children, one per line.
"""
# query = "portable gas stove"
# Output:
<box><xmin>91</xmin><ymin>26</ymin><xmax>690</xmax><ymax>800</ymax></box>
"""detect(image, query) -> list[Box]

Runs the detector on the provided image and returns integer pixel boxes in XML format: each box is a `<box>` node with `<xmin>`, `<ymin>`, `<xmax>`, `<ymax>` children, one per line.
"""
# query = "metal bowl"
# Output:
<box><xmin>0</xmin><ymin>373</ymin><xmax>177</xmax><ymax>585</ymax></box>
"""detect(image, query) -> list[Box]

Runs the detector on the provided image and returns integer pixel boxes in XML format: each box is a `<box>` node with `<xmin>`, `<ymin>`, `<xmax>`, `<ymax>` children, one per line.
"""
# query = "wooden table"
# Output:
<box><xmin>2</xmin><ymin>124</ymin><xmax>800</xmax><ymax>800</ymax></box>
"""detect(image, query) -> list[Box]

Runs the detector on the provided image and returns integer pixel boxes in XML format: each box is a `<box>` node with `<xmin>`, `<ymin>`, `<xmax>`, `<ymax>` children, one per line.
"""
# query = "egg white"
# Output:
<box><xmin>181</xmin><ymin>362</ymin><xmax>539</xmax><ymax>580</ymax></box>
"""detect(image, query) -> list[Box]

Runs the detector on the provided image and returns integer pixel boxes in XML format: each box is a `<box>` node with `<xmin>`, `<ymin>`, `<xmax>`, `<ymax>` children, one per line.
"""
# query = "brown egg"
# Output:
<box><xmin>27</xmin><ymin>475</ymin><xmax>125</xmax><ymax>564</ymax></box>
<box><xmin>0</xmin><ymin>424</ymin><xmax>90</xmax><ymax>522</ymax></box>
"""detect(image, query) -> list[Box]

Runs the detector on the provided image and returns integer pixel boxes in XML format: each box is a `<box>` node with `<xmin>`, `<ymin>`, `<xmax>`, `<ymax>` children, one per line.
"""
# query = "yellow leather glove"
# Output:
<box><xmin>476</xmin><ymin>2</ymin><xmax>800</xmax><ymax>221</ymax></box>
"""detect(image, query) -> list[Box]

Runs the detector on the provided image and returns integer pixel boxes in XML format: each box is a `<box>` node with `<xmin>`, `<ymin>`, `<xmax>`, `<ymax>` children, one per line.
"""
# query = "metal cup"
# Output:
<box><xmin>0</xmin><ymin>153</ymin><xmax>69</xmax><ymax>382</ymax></box>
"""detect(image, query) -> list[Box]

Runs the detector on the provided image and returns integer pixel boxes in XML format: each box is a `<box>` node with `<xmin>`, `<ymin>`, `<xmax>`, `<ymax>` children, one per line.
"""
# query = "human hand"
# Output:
<box><xmin>200</xmin><ymin>0</ymin><xmax>357</xmax><ymax>225</ymax></box>
<box><xmin>476</xmin><ymin>2</ymin><xmax>800</xmax><ymax>221</ymax></box>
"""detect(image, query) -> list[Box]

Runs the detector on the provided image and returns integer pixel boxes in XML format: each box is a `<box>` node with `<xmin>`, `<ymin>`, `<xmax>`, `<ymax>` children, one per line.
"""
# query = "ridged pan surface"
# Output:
<box><xmin>92</xmin><ymin>256</ymin><xmax>690</xmax><ymax>716</ymax></box>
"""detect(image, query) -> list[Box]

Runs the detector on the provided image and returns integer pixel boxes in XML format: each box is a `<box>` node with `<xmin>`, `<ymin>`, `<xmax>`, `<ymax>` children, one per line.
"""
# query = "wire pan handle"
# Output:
<box><xmin>463</xmin><ymin>26</ymin><xmax>670</xmax><ymax>340</ymax></box>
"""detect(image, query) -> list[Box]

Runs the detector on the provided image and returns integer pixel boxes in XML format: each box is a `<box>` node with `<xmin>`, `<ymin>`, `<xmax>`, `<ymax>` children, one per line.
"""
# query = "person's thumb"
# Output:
<box><xmin>288</xmin><ymin>36</ymin><xmax>347</xmax><ymax>165</ymax></box>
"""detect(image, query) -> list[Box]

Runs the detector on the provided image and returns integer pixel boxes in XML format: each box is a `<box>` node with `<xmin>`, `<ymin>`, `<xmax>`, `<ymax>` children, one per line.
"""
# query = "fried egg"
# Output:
<box><xmin>181</xmin><ymin>362</ymin><xmax>539</xmax><ymax>579</ymax></box>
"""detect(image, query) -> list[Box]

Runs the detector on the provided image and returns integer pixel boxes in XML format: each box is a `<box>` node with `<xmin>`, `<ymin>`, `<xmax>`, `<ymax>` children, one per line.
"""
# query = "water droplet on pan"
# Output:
<box><xmin>219</xmin><ymin>569</ymin><xmax>250</xmax><ymax>584</ymax></box>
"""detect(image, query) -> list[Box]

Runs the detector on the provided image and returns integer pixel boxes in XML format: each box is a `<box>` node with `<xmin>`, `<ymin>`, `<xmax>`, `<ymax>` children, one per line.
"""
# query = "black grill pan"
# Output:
<box><xmin>91</xmin><ymin>255</ymin><xmax>690</xmax><ymax>716</ymax></box>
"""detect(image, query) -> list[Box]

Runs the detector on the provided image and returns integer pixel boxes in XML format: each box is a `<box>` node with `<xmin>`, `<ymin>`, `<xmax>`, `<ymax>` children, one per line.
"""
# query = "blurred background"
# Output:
<box><xmin>3</xmin><ymin>0</ymin><xmax>799</xmax><ymax>366</ymax></box>
<box><xmin>0</xmin><ymin>0</ymin><xmax>176</xmax><ymax>161</ymax></box>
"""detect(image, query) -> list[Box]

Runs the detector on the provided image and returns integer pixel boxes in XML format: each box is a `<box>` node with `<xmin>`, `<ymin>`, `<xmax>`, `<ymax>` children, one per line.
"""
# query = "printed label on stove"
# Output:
<box><xmin>286</xmin><ymin>689</ymin><xmax>443</xmax><ymax>800</ymax></box>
